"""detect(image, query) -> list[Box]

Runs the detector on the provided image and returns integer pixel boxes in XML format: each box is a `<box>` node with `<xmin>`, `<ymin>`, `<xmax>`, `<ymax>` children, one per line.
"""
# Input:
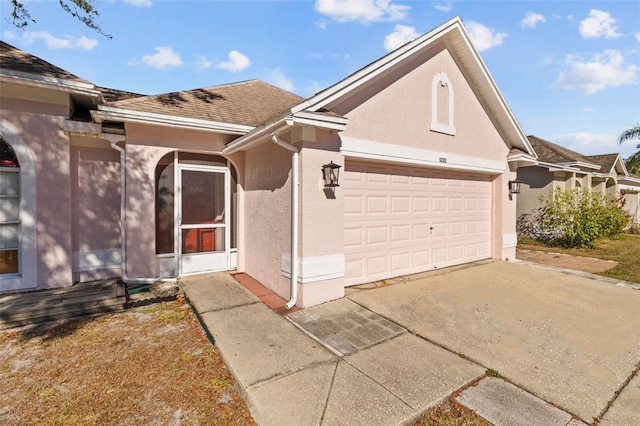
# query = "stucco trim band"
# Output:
<box><xmin>281</xmin><ymin>253</ymin><xmax>345</xmax><ymax>284</ymax></box>
<box><xmin>502</xmin><ymin>233</ymin><xmax>518</xmax><ymax>249</ymax></box>
<box><xmin>341</xmin><ymin>136</ymin><xmax>505</xmax><ymax>174</ymax></box>
<box><xmin>73</xmin><ymin>248</ymin><xmax>122</xmax><ymax>273</ymax></box>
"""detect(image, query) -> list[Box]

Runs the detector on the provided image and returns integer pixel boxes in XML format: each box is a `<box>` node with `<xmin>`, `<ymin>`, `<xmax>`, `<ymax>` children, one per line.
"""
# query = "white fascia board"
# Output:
<box><xmin>620</xmin><ymin>175</ymin><xmax>640</xmax><ymax>184</ymax></box>
<box><xmin>223</xmin><ymin>111</ymin><xmax>347</xmax><ymax>155</ymax></box>
<box><xmin>94</xmin><ymin>105</ymin><xmax>253</xmax><ymax>135</ymax></box>
<box><xmin>1</xmin><ymin>70</ymin><xmax>99</xmax><ymax>99</ymax></box>
<box><xmin>538</xmin><ymin>162</ymin><xmax>581</xmax><ymax>173</ymax></box>
<box><xmin>619</xmin><ymin>184</ymin><xmax>640</xmax><ymax>192</ymax></box>
<box><xmin>558</xmin><ymin>161</ymin><xmax>601</xmax><ymax>170</ymax></box>
<box><xmin>591</xmin><ymin>172</ymin><xmax>612</xmax><ymax>178</ymax></box>
<box><xmin>289</xmin><ymin>111</ymin><xmax>348</xmax><ymax>131</ymax></box>
<box><xmin>222</xmin><ymin>117</ymin><xmax>290</xmax><ymax>155</ymax></box>
<box><xmin>507</xmin><ymin>153</ymin><xmax>537</xmax><ymax>165</ymax></box>
<box><xmin>63</xmin><ymin>120</ymin><xmax>102</xmax><ymax>135</ymax></box>
<box><xmin>341</xmin><ymin>136</ymin><xmax>505</xmax><ymax>174</ymax></box>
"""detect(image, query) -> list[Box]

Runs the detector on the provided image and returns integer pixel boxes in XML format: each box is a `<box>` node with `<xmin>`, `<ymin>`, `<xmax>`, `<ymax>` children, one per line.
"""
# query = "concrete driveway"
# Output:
<box><xmin>347</xmin><ymin>261</ymin><xmax>640</xmax><ymax>424</ymax></box>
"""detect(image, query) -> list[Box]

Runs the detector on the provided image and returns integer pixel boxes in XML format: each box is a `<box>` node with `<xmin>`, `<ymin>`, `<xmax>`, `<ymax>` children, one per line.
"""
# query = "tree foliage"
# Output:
<box><xmin>619</xmin><ymin>124</ymin><xmax>640</xmax><ymax>174</ymax></box>
<box><xmin>517</xmin><ymin>187</ymin><xmax>630</xmax><ymax>248</ymax></box>
<box><xmin>8</xmin><ymin>0</ymin><xmax>111</xmax><ymax>39</ymax></box>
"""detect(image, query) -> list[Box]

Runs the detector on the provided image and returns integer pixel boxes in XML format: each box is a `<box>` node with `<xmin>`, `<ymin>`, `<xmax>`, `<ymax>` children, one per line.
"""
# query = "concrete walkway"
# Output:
<box><xmin>181</xmin><ymin>261</ymin><xmax>640</xmax><ymax>425</ymax></box>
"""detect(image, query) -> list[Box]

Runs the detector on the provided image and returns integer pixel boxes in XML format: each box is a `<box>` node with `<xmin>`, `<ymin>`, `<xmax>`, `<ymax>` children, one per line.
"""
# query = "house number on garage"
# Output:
<box><xmin>439</xmin><ymin>157</ymin><xmax>447</xmax><ymax>163</ymax></box>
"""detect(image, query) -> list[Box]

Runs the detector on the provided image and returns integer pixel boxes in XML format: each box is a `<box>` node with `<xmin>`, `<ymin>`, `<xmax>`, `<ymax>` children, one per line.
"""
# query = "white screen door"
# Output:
<box><xmin>178</xmin><ymin>165</ymin><xmax>229</xmax><ymax>275</ymax></box>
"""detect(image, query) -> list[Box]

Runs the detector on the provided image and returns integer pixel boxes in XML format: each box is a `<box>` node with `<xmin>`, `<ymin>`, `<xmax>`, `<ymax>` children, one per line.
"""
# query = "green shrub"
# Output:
<box><xmin>517</xmin><ymin>187</ymin><xmax>630</xmax><ymax>248</ymax></box>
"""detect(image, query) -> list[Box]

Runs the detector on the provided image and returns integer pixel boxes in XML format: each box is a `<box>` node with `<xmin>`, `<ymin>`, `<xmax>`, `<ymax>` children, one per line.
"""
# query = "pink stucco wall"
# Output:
<box><xmin>71</xmin><ymin>146</ymin><xmax>121</xmax><ymax>253</ymax></box>
<box><xmin>242</xmin><ymin>135</ymin><xmax>293</xmax><ymax>299</ymax></box>
<box><xmin>336</xmin><ymin>46</ymin><xmax>509</xmax><ymax>163</ymax></box>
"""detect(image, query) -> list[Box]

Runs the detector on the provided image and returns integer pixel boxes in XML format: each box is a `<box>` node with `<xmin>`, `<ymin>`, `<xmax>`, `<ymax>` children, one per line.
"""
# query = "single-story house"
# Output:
<box><xmin>516</xmin><ymin>135</ymin><xmax>640</xmax><ymax>224</ymax></box>
<box><xmin>1</xmin><ymin>17</ymin><xmax>537</xmax><ymax>307</ymax></box>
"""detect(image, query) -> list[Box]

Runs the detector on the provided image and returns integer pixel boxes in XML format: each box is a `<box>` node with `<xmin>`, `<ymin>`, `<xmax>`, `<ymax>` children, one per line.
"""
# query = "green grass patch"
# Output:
<box><xmin>519</xmin><ymin>234</ymin><xmax>640</xmax><ymax>283</ymax></box>
<box><xmin>485</xmin><ymin>369</ymin><xmax>501</xmax><ymax>378</ymax></box>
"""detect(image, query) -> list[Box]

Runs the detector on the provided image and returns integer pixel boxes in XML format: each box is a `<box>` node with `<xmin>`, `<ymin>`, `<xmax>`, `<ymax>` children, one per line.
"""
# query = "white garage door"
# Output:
<box><xmin>344</xmin><ymin>160</ymin><xmax>493</xmax><ymax>286</ymax></box>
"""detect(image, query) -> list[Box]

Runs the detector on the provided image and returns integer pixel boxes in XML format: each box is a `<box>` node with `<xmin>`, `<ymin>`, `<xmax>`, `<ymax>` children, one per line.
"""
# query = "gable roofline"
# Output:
<box><xmin>584</xmin><ymin>153</ymin><xmax>629</xmax><ymax>177</ymax></box>
<box><xmin>295</xmin><ymin>16</ymin><xmax>536</xmax><ymax>158</ymax></box>
<box><xmin>225</xmin><ymin>17</ymin><xmax>535</xmax><ymax>157</ymax></box>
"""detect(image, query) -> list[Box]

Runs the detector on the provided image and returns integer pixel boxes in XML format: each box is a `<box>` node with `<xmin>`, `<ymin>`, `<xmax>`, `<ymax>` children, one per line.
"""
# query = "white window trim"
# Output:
<box><xmin>430</xmin><ymin>71</ymin><xmax>456</xmax><ymax>136</ymax></box>
<box><xmin>0</xmin><ymin>123</ymin><xmax>37</xmax><ymax>291</ymax></box>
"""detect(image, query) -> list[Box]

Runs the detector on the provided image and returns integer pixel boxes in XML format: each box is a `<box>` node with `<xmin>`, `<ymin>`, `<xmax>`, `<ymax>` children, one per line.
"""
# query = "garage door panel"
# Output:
<box><xmin>344</xmin><ymin>160</ymin><xmax>493</xmax><ymax>286</ymax></box>
<box><xmin>366</xmin><ymin>227</ymin><xmax>388</xmax><ymax>245</ymax></box>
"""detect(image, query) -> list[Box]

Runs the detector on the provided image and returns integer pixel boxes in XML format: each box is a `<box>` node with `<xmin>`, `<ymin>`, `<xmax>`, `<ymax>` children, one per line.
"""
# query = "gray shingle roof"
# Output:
<box><xmin>97</xmin><ymin>86</ymin><xmax>145</xmax><ymax>102</ymax></box>
<box><xmin>527</xmin><ymin>135</ymin><xmax>593</xmax><ymax>165</ymax></box>
<box><xmin>0</xmin><ymin>40</ymin><xmax>90</xmax><ymax>84</ymax></box>
<box><xmin>107</xmin><ymin>80</ymin><xmax>305</xmax><ymax>127</ymax></box>
<box><xmin>584</xmin><ymin>154</ymin><xmax>619</xmax><ymax>174</ymax></box>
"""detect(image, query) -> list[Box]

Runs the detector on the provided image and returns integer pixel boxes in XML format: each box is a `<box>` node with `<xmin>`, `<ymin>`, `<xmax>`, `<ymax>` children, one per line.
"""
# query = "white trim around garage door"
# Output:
<box><xmin>340</xmin><ymin>136</ymin><xmax>505</xmax><ymax>174</ymax></box>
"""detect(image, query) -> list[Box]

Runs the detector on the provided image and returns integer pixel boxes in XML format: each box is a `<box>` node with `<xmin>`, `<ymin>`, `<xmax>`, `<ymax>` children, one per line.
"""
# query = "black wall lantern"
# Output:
<box><xmin>322</xmin><ymin>161</ymin><xmax>341</xmax><ymax>187</ymax></box>
<box><xmin>508</xmin><ymin>179</ymin><xmax>522</xmax><ymax>195</ymax></box>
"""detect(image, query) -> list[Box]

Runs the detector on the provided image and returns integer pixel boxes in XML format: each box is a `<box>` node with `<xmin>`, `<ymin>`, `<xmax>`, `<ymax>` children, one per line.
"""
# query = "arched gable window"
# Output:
<box><xmin>430</xmin><ymin>71</ymin><xmax>456</xmax><ymax>136</ymax></box>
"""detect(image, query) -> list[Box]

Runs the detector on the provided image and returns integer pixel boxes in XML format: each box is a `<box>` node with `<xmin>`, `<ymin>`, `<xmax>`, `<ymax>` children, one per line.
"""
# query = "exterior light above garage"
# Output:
<box><xmin>322</xmin><ymin>161</ymin><xmax>341</xmax><ymax>187</ymax></box>
<box><xmin>509</xmin><ymin>179</ymin><xmax>522</xmax><ymax>195</ymax></box>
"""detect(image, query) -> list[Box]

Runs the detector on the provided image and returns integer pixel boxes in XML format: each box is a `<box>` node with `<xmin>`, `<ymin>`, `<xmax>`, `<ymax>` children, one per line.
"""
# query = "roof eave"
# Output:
<box><xmin>92</xmin><ymin>105</ymin><xmax>254</xmax><ymax>135</ymax></box>
<box><xmin>222</xmin><ymin>110</ymin><xmax>348</xmax><ymax>155</ymax></box>
<box><xmin>507</xmin><ymin>152</ymin><xmax>537</xmax><ymax>165</ymax></box>
<box><xmin>558</xmin><ymin>161</ymin><xmax>601</xmax><ymax>170</ymax></box>
<box><xmin>1</xmin><ymin>69</ymin><xmax>101</xmax><ymax>104</ymax></box>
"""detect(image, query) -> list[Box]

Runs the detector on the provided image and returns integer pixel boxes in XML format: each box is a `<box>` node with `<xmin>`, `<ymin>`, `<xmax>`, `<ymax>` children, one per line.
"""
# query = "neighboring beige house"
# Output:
<box><xmin>516</xmin><ymin>135</ymin><xmax>640</xmax><ymax>225</ymax></box>
<box><xmin>1</xmin><ymin>17</ymin><xmax>537</xmax><ymax>307</ymax></box>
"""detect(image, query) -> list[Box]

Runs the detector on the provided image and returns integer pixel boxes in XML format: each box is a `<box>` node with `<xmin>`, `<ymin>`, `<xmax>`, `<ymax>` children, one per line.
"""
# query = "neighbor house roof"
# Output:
<box><xmin>105</xmin><ymin>80</ymin><xmax>304</xmax><ymax>127</ymax></box>
<box><xmin>527</xmin><ymin>135</ymin><xmax>591</xmax><ymax>165</ymax></box>
<box><xmin>584</xmin><ymin>153</ymin><xmax>624</xmax><ymax>175</ymax></box>
<box><xmin>0</xmin><ymin>40</ymin><xmax>90</xmax><ymax>84</ymax></box>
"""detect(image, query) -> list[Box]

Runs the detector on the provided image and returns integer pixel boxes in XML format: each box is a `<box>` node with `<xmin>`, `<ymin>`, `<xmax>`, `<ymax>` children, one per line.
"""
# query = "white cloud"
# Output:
<box><xmin>384</xmin><ymin>24</ymin><xmax>419</xmax><ymax>52</ymax></box>
<box><xmin>142</xmin><ymin>46</ymin><xmax>182</xmax><ymax>69</ymax></box>
<box><xmin>552</xmin><ymin>50</ymin><xmax>638</xmax><ymax>94</ymax></box>
<box><xmin>433</xmin><ymin>2</ymin><xmax>452</xmax><ymax>12</ymax></box>
<box><xmin>123</xmin><ymin>0</ymin><xmax>152</xmax><ymax>7</ymax></box>
<box><xmin>579</xmin><ymin>10</ymin><xmax>621</xmax><ymax>39</ymax></box>
<box><xmin>465</xmin><ymin>21</ymin><xmax>507</xmax><ymax>52</ymax></box>
<box><xmin>636</xmin><ymin>32</ymin><xmax>640</xmax><ymax>42</ymax></box>
<box><xmin>195</xmin><ymin>55</ymin><xmax>213</xmax><ymax>70</ymax></box>
<box><xmin>304</xmin><ymin>80</ymin><xmax>325</xmax><ymax>97</ymax></box>
<box><xmin>266</xmin><ymin>68</ymin><xmax>295</xmax><ymax>92</ymax></box>
<box><xmin>552</xmin><ymin>132</ymin><xmax>618</xmax><ymax>155</ymax></box>
<box><xmin>582</xmin><ymin>107</ymin><xmax>594</xmax><ymax>113</ymax></box>
<box><xmin>314</xmin><ymin>0</ymin><xmax>409</xmax><ymax>24</ymax></box>
<box><xmin>215</xmin><ymin>50</ymin><xmax>251</xmax><ymax>72</ymax></box>
<box><xmin>316</xmin><ymin>19</ymin><xmax>328</xmax><ymax>30</ymax></box>
<box><xmin>521</xmin><ymin>12</ymin><xmax>546</xmax><ymax>29</ymax></box>
<box><xmin>3</xmin><ymin>30</ymin><xmax>97</xmax><ymax>50</ymax></box>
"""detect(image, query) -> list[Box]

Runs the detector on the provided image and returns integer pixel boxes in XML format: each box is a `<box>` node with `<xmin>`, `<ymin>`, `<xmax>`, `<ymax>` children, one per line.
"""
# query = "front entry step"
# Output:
<box><xmin>0</xmin><ymin>279</ymin><xmax>125</xmax><ymax>330</ymax></box>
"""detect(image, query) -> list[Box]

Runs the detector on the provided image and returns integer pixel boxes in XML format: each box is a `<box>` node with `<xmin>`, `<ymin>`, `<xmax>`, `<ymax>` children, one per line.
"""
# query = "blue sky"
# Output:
<box><xmin>1</xmin><ymin>0</ymin><xmax>639</xmax><ymax>159</ymax></box>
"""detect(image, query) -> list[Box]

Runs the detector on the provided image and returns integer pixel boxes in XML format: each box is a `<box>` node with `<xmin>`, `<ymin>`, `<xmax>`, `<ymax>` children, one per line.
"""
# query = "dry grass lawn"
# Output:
<box><xmin>0</xmin><ymin>297</ymin><xmax>255</xmax><ymax>426</ymax></box>
<box><xmin>415</xmin><ymin>398</ymin><xmax>491</xmax><ymax>426</ymax></box>
<box><xmin>519</xmin><ymin>233</ymin><xmax>640</xmax><ymax>283</ymax></box>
